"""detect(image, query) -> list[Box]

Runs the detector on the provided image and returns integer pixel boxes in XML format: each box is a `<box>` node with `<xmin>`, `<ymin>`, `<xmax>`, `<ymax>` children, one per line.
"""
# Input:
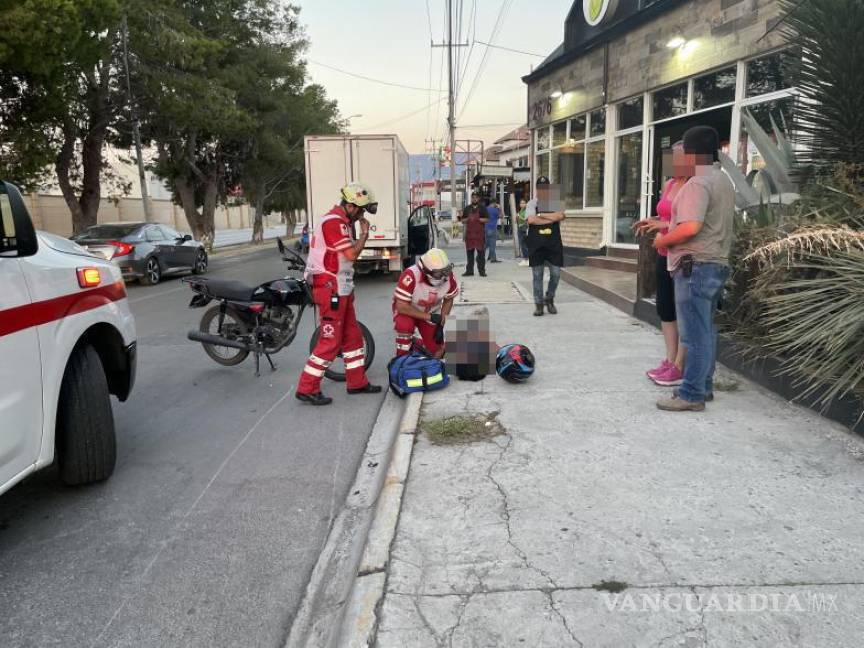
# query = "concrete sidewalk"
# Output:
<box><xmin>374</xmin><ymin>259</ymin><xmax>864</xmax><ymax>647</ymax></box>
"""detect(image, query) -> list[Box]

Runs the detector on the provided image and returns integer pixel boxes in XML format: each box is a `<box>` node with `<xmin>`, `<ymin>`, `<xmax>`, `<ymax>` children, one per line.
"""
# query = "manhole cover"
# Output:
<box><xmin>457</xmin><ymin>279</ymin><xmax>528</xmax><ymax>304</ymax></box>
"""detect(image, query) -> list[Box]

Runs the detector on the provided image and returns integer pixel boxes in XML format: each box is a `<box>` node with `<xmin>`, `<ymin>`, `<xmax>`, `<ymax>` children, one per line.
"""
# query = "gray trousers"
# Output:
<box><xmin>532</xmin><ymin>262</ymin><xmax>561</xmax><ymax>304</ymax></box>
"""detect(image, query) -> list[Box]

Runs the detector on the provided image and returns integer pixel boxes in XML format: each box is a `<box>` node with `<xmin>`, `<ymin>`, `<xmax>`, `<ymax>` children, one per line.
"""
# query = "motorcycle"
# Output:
<box><xmin>184</xmin><ymin>238</ymin><xmax>375</xmax><ymax>379</ymax></box>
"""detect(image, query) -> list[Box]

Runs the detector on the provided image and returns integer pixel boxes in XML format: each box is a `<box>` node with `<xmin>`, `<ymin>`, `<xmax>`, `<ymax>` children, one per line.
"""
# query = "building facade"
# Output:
<box><xmin>523</xmin><ymin>0</ymin><xmax>795</xmax><ymax>257</ymax></box>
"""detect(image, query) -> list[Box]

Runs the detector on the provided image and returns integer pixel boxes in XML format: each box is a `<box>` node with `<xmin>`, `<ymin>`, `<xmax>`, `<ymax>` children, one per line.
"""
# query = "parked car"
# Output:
<box><xmin>1</xmin><ymin>181</ymin><xmax>136</xmax><ymax>494</ymax></box>
<box><xmin>71</xmin><ymin>222</ymin><xmax>208</xmax><ymax>285</ymax></box>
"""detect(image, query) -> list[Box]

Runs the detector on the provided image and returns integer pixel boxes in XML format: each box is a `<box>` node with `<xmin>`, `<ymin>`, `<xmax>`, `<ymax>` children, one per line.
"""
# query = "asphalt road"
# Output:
<box><xmin>0</xmin><ymin>247</ymin><xmax>398</xmax><ymax>648</ymax></box>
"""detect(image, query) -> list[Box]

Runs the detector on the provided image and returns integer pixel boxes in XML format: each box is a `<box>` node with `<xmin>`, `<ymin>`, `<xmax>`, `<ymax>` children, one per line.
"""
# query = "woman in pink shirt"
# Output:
<box><xmin>634</xmin><ymin>141</ymin><xmax>688</xmax><ymax>386</ymax></box>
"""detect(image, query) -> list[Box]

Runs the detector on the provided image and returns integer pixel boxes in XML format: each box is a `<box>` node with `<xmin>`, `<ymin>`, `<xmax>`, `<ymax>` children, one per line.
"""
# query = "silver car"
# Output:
<box><xmin>71</xmin><ymin>222</ymin><xmax>208</xmax><ymax>285</ymax></box>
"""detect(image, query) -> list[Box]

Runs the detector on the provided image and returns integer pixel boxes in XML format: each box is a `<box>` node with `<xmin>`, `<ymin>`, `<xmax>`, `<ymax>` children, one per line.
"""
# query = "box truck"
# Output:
<box><xmin>304</xmin><ymin>134</ymin><xmax>436</xmax><ymax>273</ymax></box>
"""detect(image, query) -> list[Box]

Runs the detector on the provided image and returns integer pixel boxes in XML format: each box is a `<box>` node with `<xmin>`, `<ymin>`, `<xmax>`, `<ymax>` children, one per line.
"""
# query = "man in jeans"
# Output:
<box><xmin>485</xmin><ymin>200</ymin><xmax>501</xmax><ymax>263</ymax></box>
<box><xmin>526</xmin><ymin>178</ymin><xmax>564</xmax><ymax>316</ymax></box>
<box><xmin>652</xmin><ymin>126</ymin><xmax>735</xmax><ymax>412</ymax></box>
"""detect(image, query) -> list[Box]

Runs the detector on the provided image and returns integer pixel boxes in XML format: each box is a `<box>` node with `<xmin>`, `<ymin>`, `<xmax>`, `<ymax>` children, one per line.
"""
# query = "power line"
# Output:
<box><xmin>360</xmin><ymin>97</ymin><xmax>447</xmax><ymax>131</ymax></box>
<box><xmin>458</xmin><ymin>122</ymin><xmax>524</xmax><ymax>129</ymax></box>
<box><xmin>458</xmin><ymin>0</ymin><xmax>513</xmax><ymax>121</ymax></box>
<box><xmin>474</xmin><ymin>40</ymin><xmax>545</xmax><ymax>57</ymax></box>
<box><xmin>308</xmin><ymin>59</ymin><xmax>442</xmax><ymax>92</ymax></box>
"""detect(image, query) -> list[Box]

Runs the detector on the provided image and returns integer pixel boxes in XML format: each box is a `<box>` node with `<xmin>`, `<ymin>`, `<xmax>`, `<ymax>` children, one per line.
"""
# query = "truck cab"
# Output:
<box><xmin>0</xmin><ymin>181</ymin><xmax>137</xmax><ymax>495</ymax></box>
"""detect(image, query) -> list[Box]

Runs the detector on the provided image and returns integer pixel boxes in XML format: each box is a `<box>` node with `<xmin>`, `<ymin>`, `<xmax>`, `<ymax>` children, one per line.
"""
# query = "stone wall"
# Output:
<box><xmin>528</xmin><ymin>0</ymin><xmax>786</xmax><ymax>126</ymax></box>
<box><xmin>607</xmin><ymin>0</ymin><xmax>785</xmax><ymax>102</ymax></box>
<box><xmin>25</xmin><ymin>193</ymin><xmax>284</xmax><ymax>237</ymax></box>
<box><xmin>528</xmin><ymin>47</ymin><xmax>606</xmax><ymax>129</ymax></box>
<box><xmin>561</xmin><ymin>216</ymin><xmax>603</xmax><ymax>249</ymax></box>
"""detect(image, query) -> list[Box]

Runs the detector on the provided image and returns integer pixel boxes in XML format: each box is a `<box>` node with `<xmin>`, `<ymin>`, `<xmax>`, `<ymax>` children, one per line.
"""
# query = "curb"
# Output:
<box><xmin>285</xmin><ymin>391</ymin><xmax>423</xmax><ymax>648</ymax></box>
<box><xmin>337</xmin><ymin>393</ymin><xmax>422</xmax><ymax>647</ymax></box>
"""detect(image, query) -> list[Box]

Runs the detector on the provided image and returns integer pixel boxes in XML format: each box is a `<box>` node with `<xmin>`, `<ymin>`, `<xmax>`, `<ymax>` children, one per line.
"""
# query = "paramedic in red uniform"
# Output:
<box><xmin>296</xmin><ymin>182</ymin><xmax>382</xmax><ymax>406</ymax></box>
<box><xmin>393</xmin><ymin>248</ymin><xmax>457</xmax><ymax>359</ymax></box>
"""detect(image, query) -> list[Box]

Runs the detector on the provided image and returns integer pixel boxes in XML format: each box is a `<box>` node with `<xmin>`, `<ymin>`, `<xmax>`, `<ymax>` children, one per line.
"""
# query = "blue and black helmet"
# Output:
<box><xmin>496</xmin><ymin>344</ymin><xmax>535</xmax><ymax>383</ymax></box>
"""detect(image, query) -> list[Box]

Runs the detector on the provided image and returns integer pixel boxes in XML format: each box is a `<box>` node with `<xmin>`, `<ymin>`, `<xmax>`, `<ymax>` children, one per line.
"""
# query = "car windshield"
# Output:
<box><xmin>72</xmin><ymin>224</ymin><xmax>142</xmax><ymax>240</ymax></box>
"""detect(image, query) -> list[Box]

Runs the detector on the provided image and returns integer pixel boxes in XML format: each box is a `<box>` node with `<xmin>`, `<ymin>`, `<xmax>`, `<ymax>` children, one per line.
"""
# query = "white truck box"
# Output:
<box><xmin>304</xmin><ymin>134</ymin><xmax>434</xmax><ymax>272</ymax></box>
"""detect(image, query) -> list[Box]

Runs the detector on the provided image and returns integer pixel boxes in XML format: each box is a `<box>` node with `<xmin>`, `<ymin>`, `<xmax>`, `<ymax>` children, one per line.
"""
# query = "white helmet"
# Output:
<box><xmin>418</xmin><ymin>248</ymin><xmax>452</xmax><ymax>286</ymax></box>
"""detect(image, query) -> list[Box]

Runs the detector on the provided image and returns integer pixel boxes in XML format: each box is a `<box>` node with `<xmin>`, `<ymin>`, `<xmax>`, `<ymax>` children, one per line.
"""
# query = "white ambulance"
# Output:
<box><xmin>1</xmin><ymin>181</ymin><xmax>137</xmax><ymax>495</ymax></box>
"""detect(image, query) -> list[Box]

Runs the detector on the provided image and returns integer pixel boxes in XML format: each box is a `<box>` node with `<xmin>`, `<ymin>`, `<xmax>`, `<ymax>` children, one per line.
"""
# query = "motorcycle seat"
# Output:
<box><xmin>202</xmin><ymin>278</ymin><xmax>261</xmax><ymax>302</ymax></box>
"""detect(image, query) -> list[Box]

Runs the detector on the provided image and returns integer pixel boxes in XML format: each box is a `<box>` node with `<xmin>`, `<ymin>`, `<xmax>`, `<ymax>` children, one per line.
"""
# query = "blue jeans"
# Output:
<box><xmin>518</xmin><ymin>227</ymin><xmax>529</xmax><ymax>258</ymax></box>
<box><xmin>532</xmin><ymin>262</ymin><xmax>560</xmax><ymax>304</ymax></box>
<box><xmin>673</xmin><ymin>263</ymin><xmax>730</xmax><ymax>402</ymax></box>
<box><xmin>485</xmin><ymin>230</ymin><xmax>498</xmax><ymax>261</ymax></box>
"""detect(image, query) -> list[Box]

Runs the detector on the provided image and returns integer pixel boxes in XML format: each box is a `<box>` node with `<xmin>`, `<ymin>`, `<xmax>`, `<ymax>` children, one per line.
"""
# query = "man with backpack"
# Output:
<box><xmin>393</xmin><ymin>248</ymin><xmax>458</xmax><ymax>359</ymax></box>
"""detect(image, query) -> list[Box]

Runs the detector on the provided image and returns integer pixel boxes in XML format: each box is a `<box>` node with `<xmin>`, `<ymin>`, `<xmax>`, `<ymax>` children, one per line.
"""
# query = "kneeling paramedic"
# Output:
<box><xmin>393</xmin><ymin>248</ymin><xmax>457</xmax><ymax>359</ymax></box>
<box><xmin>296</xmin><ymin>183</ymin><xmax>382</xmax><ymax>406</ymax></box>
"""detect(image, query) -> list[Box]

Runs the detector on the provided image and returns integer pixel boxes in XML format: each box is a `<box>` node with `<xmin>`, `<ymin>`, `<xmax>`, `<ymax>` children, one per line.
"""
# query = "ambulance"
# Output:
<box><xmin>0</xmin><ymin>181</ymin><xmax>137</xmax><ymax>495</ymax></box>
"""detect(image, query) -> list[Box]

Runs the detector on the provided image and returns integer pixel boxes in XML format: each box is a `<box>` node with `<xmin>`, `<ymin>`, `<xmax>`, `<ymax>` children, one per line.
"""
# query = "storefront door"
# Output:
<box><xmin>649</xmin><ymin>107</ymin><xmax>733</xmax><ymax>217</ymax></box>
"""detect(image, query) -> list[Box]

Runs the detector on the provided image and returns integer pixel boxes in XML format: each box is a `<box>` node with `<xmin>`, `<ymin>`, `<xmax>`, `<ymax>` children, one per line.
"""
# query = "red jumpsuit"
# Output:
<box><xmin>297</xmin><ymin>206</ymin><xmax>371</xmax><ymax>395</ymax></box>
<box><xmin>393</xmin><ymin>265</ymin><xmax>458</xmax><ymax>356</ymax></box>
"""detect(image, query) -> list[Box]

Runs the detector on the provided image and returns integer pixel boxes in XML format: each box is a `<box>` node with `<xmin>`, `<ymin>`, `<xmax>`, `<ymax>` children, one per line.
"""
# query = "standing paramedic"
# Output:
<box><xmin>296</xmin><ymin>182</ymin><xmax>383</xmax><ymax>406</ymax></box>
<box><xmin>393</xmin><ymin>248</ymin><xmax>457</xmax><ymax>359</ymax></box>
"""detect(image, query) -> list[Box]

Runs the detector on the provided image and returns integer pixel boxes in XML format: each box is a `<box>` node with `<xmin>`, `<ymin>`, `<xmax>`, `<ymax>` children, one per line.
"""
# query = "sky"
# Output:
<box><xmin>296</xmin><ymin>0</ymin><xmax>573</xmax><ymax>155</ymax></box>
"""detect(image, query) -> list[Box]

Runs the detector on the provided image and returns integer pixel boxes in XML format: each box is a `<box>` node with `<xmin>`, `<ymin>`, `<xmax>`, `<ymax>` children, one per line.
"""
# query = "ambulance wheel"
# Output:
<box><xmin>56</xmin><ymin>344</ymin><xmax>117</xmax><ymax>485</ymax></box>
<box><xmin>309</xmin><ymin>322</ymin><xmax>376</xmax><ymax>382</ymax></box>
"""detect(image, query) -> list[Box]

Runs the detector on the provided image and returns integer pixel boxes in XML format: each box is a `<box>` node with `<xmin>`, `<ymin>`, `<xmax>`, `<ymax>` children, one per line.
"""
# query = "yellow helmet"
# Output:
<box><xmin>340</xmin><ymin>182</ymin><xmax>378</xmax><ymax>214</ymax></box>
<box><xmin>419</xmin><ymin>248</ymin><xmax>453</xmax><ymax>285</ymax></box>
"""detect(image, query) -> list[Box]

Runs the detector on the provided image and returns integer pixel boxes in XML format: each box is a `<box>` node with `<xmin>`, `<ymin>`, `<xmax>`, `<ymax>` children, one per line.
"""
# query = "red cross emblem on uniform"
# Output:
<box><xmin>418</xmin><ymin>291</ymin><xmax>439</xmax><ymax>313</ymax></box>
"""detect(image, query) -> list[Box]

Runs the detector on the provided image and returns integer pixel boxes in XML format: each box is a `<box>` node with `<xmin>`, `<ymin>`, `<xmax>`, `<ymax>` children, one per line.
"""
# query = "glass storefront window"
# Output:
<box><xmin>746</xmin><ymin>50</ymin><xmax>795</xmax><ymax>98</ymax></box>
<box><xmin>694</xmin><ymin>67</ymin><xmax>736</xmax><ymax>109</ymax></box>
<box><xmin>738</xmin><ymin>96</ymin><xmax>796</xmax><ymax>177</ymax></box>
<box><xmin>536</xmin><ymin>152</ymin><xmax>550</xmax><ymax>179</ymax></box>
<box><xmin>536</xmin><ymin>128</ymin><xmax>550</xmax><ymax>151</ymax></box>
<box><xmin>653</xmin><ymin>83</ymin><xmax>688</xmax><ymax>121</ymax></box>
<box><xmin>589</xmin><ymin>108</ymin><xmax>606</xmax><ymax>137</ymax></box>
<box><xmin>618</xmin><ymin>96</ymin><xmax>644</xmax><ymax>130</ymax></box>
<box><xmin>585</xmin><ymin>141</ymin><xmax>605</xmax><ymax>208</ymax></box>
<box><xmin>569</xmin><ymin>115</ymin><xmax>586</xmax><ymax>142</ymax></box>
<box><xmin>553</xmin><ymin>143</ymin><xmax>586</xmax><ymax>210</ymax></box>
<box><xmin>615</xmin><ymin>133</ymin><xmax>642</xmax><ymax>243</ymax></box>
<box><xmin>552</xmin><ymin>121</ymin><xmax>568</xmax><ymax>147</ymax></box>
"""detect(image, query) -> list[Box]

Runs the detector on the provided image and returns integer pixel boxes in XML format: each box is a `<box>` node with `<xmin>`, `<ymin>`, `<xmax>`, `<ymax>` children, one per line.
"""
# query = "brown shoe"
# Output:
<box><xmin>656</xmin><ymin>396</ymin><xmax>705</xmax><ymax>412</ymax></box>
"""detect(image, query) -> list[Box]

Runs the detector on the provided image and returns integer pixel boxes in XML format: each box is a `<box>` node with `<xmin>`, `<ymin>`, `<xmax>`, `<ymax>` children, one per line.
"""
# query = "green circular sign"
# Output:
<box><xmin>583</xmin><ymin>0</ymin><xmax>615</xmax><ymax>26</ymax></box>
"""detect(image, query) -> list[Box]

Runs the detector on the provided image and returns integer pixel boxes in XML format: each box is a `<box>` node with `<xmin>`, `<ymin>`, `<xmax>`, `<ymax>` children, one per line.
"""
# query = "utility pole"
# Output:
<box><xmin>447</xmin><ymin>0</ymin><xmax>457</xmax><ymax>218</ymax></box>
<box><xmin>121</xmin><ymin>13</ymin><xmax>153</xmax><ymax>223</ymax></box>
<box><xmin>433</xmin><ymin>4</ymin><xmax>468</xmax><ymax>220</ymax></box>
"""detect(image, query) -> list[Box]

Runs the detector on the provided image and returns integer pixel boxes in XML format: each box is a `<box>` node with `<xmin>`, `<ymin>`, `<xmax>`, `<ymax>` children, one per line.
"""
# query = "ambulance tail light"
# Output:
<box><xmin>76</xmin><ymin>267</ymin><xmax>102</xmax><ymax>288</ymax></box>
<box><xmin>109</xmin><ymin>240</ymin><xmax>135</xmax><ymax>258</ymax></box>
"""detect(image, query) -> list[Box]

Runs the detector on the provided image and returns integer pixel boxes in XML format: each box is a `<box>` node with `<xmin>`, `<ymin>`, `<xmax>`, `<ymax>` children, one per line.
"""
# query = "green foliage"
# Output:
<box><xmin>0</xmin><ymin>0</ymin><xmax>122</xmax><ymax>213</ymax></box>
<box><xmin>750</xmin><ymin>241</ymin><xmax>864</xmax><ymax>410</ymax></box>
<box><xmin>780</xmin><ymin>0</ymin><xmax>864</xmax><ymax>171</ymax></box>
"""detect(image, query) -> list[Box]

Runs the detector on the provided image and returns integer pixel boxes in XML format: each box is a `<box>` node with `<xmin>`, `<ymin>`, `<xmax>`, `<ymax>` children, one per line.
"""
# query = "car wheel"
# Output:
<box><xmin>141</xmin><ymin>256</ymin><xmax>162</xmax><ymax>285</ymax></box>
<box><xmin>56</xmin><ymin>344</ymin><xmax>117</xmax><ymax>485</ymax></box>
<box><xmin>193</xmin><ymin>248</ymin><xmax>208</xmax><ymax>274</ymax></box>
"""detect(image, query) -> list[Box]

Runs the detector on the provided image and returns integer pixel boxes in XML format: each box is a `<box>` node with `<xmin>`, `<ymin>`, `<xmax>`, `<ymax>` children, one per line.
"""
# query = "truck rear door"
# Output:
<box><xmin>352</xmin><ymin>138</ymin><xmax>398</xmax><ymax>246</ymax></box>
<box><xmin>0</xmin><ymin>190</ymin><xmax>43</xmax><ymax>491</ymax></box>
<box><xmin>305</xmin><ymin>137</ymin><xmax>351</xmax><ymax>228</ymax></box>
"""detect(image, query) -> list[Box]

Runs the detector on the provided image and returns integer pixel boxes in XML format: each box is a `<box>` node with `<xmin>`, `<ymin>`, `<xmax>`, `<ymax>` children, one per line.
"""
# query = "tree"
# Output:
<box><xmin>240</xmin><ymin>82</ymin><xmax>343</xmax><ymax>244</ymax></box>
<box><xmin>0</xmin><ymin>0</ymin><xmax>123</xmax><ymax>233</ymax></box>
<box><xmin>781</xmin><ymin>0</ymin><xmax>864</xmax><ymax>172</ymax></box>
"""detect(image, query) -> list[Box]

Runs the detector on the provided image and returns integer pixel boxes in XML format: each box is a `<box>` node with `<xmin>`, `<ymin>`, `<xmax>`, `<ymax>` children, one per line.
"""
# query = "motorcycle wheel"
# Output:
<box><xmin>308</xmin><ymin>321</ymin><xmax>376</xmax><ymax>382</ymax></box>
<box><xmin>199</xmin><ymin>305</ymin><xmax>250</xmax><ymax>366</ymax></box>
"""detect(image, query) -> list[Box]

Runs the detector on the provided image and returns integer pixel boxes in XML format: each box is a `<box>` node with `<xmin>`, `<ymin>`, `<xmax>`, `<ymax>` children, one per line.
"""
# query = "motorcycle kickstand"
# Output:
<box><xmin>265</xmin><ymin>354</ymin><xmax>277</xmax><ymax>372</ymax></box>
<box><xmin>254</xmin><ymin>349</ymin><xmax>261</xmax><ymax>377</ymax></box>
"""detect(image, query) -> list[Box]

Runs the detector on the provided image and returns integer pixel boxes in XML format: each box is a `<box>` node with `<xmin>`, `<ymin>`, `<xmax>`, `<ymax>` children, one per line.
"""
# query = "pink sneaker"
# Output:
<box><xmin>652</xmin><ymin>363</ymin><xmax>683</xmax><ymax>386</ymax></box>
<box><xmin>647</xmin><ymin>360</ymin><xmax>671</xmax><ymax>380</ymax></box>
